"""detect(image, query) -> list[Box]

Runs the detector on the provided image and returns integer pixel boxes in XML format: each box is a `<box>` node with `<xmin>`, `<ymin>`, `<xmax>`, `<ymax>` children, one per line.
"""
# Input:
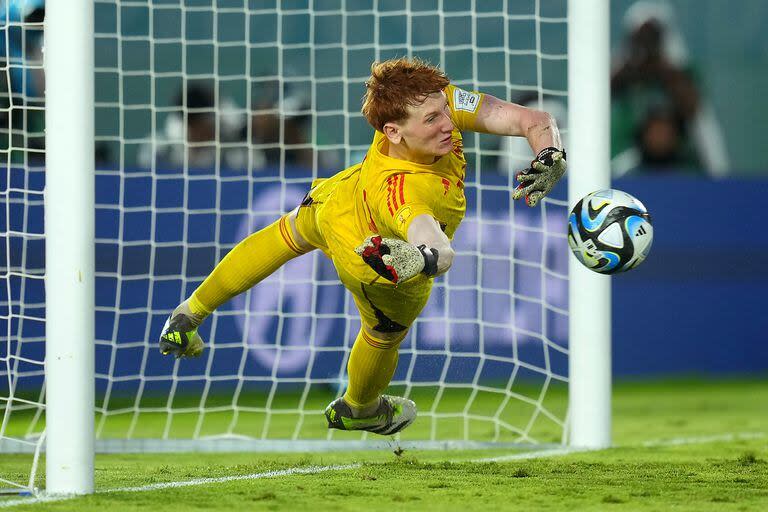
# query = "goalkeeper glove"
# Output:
<box><xmin>158</xmin><ymin>300</ymin><xmax>205</xmax><ymax>359</ymax></box>
<box><xmin>355</xmin><ymin>235</ymin><xmax>438</xmax><ymax>284</ymax></box>
<box><xmin>512</xmin><ymin>147</ymin><xmax>567</xmax><ymax>207</ymax></box>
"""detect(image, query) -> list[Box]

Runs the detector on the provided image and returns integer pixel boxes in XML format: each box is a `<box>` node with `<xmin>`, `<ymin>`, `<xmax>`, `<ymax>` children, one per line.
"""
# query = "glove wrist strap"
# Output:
<box><xmin>417</xmin><ymin>245</ymin><xmax>439</xmax><ymax>277</ymax></box>
<box><xmin>535</xmin><ymin>147</ymin><xmax>566</xmax><ymax>166</ymax></box>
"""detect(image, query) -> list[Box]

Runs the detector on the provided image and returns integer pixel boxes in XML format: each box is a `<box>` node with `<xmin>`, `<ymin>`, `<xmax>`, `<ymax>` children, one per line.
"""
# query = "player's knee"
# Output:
<box><xmin>364</xmin><ymin>324</ymin><xmax>409</xmax><ymax>344</ymax></box>
<box><xmin>287</xmin><ymin>209</ymin><xmax>314</xmax><ymax>252</ymax></box>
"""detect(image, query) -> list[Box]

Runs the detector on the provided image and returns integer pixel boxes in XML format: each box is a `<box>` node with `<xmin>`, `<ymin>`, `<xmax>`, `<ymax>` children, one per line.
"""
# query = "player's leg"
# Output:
<box><xmin>159</xmin><ymin>211</ymin><xmax>314</xmax><ymax>357</ymax></box>
<box><xmin>325</xmin><ymin>325</ymin><xmax>417</xmax><ymax>435</ymax></box>
<box><xmin>343</xmin><ymin>326</ymin><xmax>406</xmax><ymax>416</ymax></box>
<box><xmin>325</xmin><ymin>275</ymin><xmax>431</xmax><ymax>434</ymax></box>
<box><xmin>190</xmin><ymin>211</ymin><xmax>312</xmax><ymax>314</ymax></box>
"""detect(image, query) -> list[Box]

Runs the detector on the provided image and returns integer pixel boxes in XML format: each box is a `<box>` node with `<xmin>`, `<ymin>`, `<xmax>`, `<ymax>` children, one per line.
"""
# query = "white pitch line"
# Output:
<box><xmin>104</xmin><ymin>463</ymin><xmax>362</xmax><ymax>493</ymax></box>
<box><xmin>0</xmin><ymin>495</ymin><xmax>69</xmax><ymax>509</ymax></box>
<box><xmin>2</xmin><ymin>431</ymin><xmax>765</xmax><ymax>508</ymax></box>
<box><xmin>471</xmin><ymin>431</ymin><xmax>768</xmax><ymax>463</ymax></box>
<box><xmin>0</xmin><ymin>463</ymin><xmax>361</xmax><ymax>509</ymax></box>
<box><xmin>638</xmin><ymin>431</ymin><xmax>766</xmax><ymax>448</ymax></box>
<box><xmin>473</xmin><ymin>446</ymin><xmax>594</xmax><ymax>463</ymax></box>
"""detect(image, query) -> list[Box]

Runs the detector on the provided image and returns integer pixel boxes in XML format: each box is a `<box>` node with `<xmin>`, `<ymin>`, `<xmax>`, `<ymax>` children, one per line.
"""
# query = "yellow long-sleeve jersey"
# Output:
<box><xmin>295</xmin><ymin>83</ymin><xmax>485</xmax><ymax>286</ymax></box>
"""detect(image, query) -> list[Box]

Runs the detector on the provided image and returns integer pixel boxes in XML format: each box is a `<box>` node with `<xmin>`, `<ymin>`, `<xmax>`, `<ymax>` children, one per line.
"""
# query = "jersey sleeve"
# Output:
<box><xmin>376</xmin><ymin>173</ymin><xmax>437</xmax><ymax>241</ymax></box>
<box><xmin>445</xmin><ymin>83</ymin><xmax>485</xmax><ymax>132</ymax></box>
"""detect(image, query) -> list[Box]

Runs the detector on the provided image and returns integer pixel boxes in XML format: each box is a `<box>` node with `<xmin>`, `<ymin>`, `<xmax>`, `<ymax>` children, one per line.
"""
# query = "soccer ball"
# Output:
<box><xmin>567</xmin><ymin>189</ymin><xmax>653</xmax><ymax>274</ymax></box>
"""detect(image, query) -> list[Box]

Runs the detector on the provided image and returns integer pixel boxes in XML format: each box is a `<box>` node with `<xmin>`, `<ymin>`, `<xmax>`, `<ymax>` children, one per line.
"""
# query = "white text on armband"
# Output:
<box><xmin>453</xmin><ymin>87</ymin><xmax>480</xmax><ymax>113</ymax></box>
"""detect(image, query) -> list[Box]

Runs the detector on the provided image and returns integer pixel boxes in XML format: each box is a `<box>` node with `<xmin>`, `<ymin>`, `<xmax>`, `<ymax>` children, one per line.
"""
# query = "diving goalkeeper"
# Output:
<box><xmin>159</xmin><ymin>57</ymin><xmax>565</xmax><ymax>435</ymax></box>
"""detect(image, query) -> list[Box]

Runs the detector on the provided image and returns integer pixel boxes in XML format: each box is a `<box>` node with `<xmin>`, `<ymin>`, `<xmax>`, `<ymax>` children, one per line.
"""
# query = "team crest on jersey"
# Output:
<box><xmin>396</xmin><ymin>206</ymin><xmax>413</xmax><ymax>229</ymax></box>
<box><xmin>453</xmin><ymin>87</ymin><xmax>480</xmax><ymax>113</ymax></box>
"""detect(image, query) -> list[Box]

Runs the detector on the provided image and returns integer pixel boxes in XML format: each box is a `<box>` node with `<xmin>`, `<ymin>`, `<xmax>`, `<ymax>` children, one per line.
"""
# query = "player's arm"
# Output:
<box><xmin>355</xmin><ymin>214</ymin><xmax>453</xmax><ymax>285</ymax></box>
<box><xmin>406</xmin><ymin>214</ymin><xmax>453</xmax><ymax>276</ymax></box>
<box><xmin>473</xmin><ymin>94</ymin><xmax>566</xmax><ymax>207</ymax></box>
<box><xmin>472</xmin><ymin>94</ymin><xmax>562</xmax><ymax>154</ymax></box>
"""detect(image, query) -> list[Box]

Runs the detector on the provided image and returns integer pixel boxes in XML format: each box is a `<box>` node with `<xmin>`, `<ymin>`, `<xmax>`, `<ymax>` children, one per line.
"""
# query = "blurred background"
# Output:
<box><xmin>84</xmin><ymin>0</ymin><xmax>768</xmax><ymax>176</ymax></box>
<box><xmin>1</xmin><ymin>0</ymin><xmax>765</xmax><ymax>388</ymax></box>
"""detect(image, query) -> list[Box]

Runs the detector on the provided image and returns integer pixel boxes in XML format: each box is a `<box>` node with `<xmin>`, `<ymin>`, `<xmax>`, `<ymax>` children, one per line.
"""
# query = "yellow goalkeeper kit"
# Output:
<box><xmin>293</xmin><ymin>84</ymin><xmax>485</xmax><ymax>332</ymax></box>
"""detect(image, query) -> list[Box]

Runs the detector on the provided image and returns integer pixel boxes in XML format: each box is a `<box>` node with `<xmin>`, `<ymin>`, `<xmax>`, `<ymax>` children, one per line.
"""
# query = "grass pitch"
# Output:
<box><xmin>1</xmin><ymin>377</ymin><xmax>767</xmax><ymax>511</ymax></box>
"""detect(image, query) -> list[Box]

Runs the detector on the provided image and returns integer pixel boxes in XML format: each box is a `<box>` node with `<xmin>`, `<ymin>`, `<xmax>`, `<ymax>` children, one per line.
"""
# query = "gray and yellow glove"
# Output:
<box><xmin>159</xmin><ymin>300</ymin><xmax>205</xmax><ymax>358</ymax></box>
<box><xmin>512</xmin><ymin>147</ymin><xmax>567</xmax><ymax>207</ymax></box>
<box><xmin>355</xmin><ymin>235</ymin><xmax>438</xmax><ymax>284</ymax></box>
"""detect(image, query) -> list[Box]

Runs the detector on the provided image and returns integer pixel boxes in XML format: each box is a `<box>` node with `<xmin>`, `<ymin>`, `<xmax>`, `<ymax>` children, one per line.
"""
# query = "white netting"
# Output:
<box><xmin>0</xmin><ymin>0</ymin><xmax>46</xmax><ymax>492</ymax></box>
<box><xmin>3</xmin><ymin>1</ymin><xmax>570</xmax><ymax>478</ymax></box>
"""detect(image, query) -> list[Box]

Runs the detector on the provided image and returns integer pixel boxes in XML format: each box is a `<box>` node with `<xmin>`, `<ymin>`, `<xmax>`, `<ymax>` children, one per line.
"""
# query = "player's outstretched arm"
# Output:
<box><xmin>472</xmin><ymin>94</ymin><xmax>566</xmax><ymax>207</ymax></box>
<box><xmin>472</xmin><ymin>94</ymin><xmax>562</xmax><ymax>153</ymax></box>
<box><xmin>355</xmin><ymin>215</ymin><xmax>454</xmax><ymax>284</ymax></box>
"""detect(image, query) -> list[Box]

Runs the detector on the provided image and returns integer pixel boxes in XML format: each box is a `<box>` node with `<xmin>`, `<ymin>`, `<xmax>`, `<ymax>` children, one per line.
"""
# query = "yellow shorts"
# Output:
<box><xmin>292</xmin><ymin>177</ymin><xmax>433</xmax><ymax>333</ymax></box>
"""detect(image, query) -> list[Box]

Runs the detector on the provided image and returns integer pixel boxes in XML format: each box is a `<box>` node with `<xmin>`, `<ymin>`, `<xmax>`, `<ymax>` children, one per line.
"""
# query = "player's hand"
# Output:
<box><xmin>159</xmin><ymin>300</ymin><xmax>205</xmax><ymax>359</ymax></box>
<box><xmin>512</xmin><ymin>147</ymin><xmax>567</xmax><ymax>207</ymax></box>
<box><xmin>355</xmin><ymin>236</ymin><xmax>437</xmax><ymax>284</ymax></box>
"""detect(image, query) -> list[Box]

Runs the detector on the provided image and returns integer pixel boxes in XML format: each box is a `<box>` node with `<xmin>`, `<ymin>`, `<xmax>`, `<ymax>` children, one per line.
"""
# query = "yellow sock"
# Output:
<box><xmin>343</xmin><ymin>329</ymin><xmax>406</xmax><ymax>415</ymax></box>
<box><xmin>188</xmin><ymin>216</ymin><xmax>308</xmax><ymax>316</ymax></box>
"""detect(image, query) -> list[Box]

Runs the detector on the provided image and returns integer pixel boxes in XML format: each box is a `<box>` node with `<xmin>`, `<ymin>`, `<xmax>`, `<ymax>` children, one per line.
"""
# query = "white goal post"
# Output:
<box><xmin>43</xmin><ymin>0</ymin><xmax>96</xmax><ymax>495</ymax></box>
<box><xmin>1</xmin><ymin>0</ymin><xmax>610</xmax><ymax>496</ymax></box>
<box><xmin>567</xmin><ymin>0</ymin><xmax>611</xmax><ymax>449</ymax></box>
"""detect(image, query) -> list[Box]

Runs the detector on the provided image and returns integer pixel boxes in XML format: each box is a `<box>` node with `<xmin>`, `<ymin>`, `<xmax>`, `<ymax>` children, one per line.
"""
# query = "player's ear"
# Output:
<box><xmin>382</xmin><ymin>122</ymin><xmax>402</xmax><ymax>145</ymax></box>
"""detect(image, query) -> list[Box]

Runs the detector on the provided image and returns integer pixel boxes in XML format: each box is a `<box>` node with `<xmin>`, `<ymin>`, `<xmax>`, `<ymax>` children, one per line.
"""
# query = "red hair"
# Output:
<box><xmin>361</xmin><ymin>57</ymin><xmax>450</xmax><ymax>131</ymax></box>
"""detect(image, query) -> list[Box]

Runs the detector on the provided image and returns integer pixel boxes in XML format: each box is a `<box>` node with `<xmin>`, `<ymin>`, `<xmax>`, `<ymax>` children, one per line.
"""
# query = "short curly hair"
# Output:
<box><xmin>361</xmin><ymin>57</ymin><xmax>450</xmax><ymax>132</ymax></box>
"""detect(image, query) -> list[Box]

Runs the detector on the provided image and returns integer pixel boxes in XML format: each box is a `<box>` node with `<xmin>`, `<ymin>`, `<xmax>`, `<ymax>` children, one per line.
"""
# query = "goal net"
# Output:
<box><xmin>2</xmin><ymin>0</ymin><xmax>572</xmax><ymax>492</ymax></box>
<box><xmin>0</xmin><ymin>0</ymin><xmax>47</xmax><ymax>493</ymax></box>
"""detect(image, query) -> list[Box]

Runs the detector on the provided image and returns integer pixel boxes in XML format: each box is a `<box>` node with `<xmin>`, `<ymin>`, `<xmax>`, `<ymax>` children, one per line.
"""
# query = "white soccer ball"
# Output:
<box><xmin>567</xmin><ymin>189</ymin><xmax>653</xmax><ymax>274</ymax></box>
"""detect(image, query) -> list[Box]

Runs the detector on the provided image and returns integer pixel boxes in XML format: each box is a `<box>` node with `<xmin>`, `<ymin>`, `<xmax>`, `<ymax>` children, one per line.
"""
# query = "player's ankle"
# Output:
<box><xmin>343</xmin><ymin>396</ymin><xmax>381</xmax><ymax>418</ymax></box>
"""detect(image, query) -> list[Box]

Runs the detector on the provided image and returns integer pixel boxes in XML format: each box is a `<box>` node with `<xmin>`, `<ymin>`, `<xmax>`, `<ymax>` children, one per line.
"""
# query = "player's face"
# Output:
<box><xmin>387</xmin><ymin>92</ymin><xmax>455</xmax><ymax>163</ymax></box>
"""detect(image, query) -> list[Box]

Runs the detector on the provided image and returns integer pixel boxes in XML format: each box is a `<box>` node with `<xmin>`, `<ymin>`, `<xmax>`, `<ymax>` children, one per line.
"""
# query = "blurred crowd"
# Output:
<box><xmin>135</xmin><ymin>80</ymin><xmax>318</xmax><ymax>172</ymax></box>
<box><xmin>500</xmin><ymin>0</ymin><xmax>729</xmax><ymax>178</ymax></box>
<box><xmin>1</xmin><ymin>0</ymin><xmax>731</xmax><ymax>178</ymax></box>
<box><xmin>609</xmin><ymin>0</ymin><xmax>729</xmax><ymax>177</ymax></box>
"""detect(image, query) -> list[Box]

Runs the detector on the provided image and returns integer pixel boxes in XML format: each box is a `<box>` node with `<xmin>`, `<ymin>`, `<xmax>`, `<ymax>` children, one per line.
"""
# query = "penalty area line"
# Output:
<box><xmin>0</xmin><ymin>463</ymin><xmax>362</xmax><ymax>509</ymax></box>
<box><xmin>466</xmin><ymin>431</ymin><xmax>768</xmax><ymax>463</ymax></box>
<box><xmin>104</xmin><ymin>463</ymin><xmax>362</xmax><ymax>493</ymax></box>
<box><xmin>472</xmin><ymin>446</ymin><xmax>596</xmax><ymax>463</ymax></box>
<box><xmin>637</xmin><ymin>431</ymin><xmax>766</xmax><ymax>448</ymax></box>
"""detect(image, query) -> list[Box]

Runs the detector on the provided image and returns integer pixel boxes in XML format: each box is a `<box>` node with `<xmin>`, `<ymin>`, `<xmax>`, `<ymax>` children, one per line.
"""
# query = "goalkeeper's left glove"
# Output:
<box><xmin>512</xmin><ymin>147</ymin><xmax>567</xmax><ymax>207</ymax></box>
<box><xmin>355</xmin><ymin>235</ymin><xmax>438</xmax><ymax>284</ymax></box>
<box><xmin>158</xmin><ymin>299</ymin><xmax>205</xmax><ymax>359</ymax></box>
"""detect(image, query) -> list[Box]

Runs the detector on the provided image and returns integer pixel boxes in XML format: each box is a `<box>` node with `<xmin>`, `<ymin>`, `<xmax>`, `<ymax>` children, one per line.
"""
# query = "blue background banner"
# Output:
<box><xmin>1</xmin><ymin>168</ymin><xmax>766</xmax><ymax>393</ymax></box>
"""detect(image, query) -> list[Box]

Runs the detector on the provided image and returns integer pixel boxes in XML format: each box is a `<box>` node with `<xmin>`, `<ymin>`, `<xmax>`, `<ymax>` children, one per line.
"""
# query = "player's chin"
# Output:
<box><xmin>435</xmin><ymin>141</ymin><xmax>453</xmax><ymax>155</ymax></box>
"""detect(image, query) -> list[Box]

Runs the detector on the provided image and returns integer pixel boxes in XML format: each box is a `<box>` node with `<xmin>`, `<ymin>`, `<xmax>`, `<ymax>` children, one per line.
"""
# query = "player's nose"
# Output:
<box><xmin>441</xmin><ymin>112</ymin><xmax>454</xmax><ymax>132</ymax></box>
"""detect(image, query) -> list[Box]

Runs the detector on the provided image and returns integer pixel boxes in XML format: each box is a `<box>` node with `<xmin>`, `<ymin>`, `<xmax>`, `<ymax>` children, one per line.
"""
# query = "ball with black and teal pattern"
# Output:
<box><xmin>567</xmin><ymin>189</ymin><xmax>653</xmax><ymax>274</ymax></box>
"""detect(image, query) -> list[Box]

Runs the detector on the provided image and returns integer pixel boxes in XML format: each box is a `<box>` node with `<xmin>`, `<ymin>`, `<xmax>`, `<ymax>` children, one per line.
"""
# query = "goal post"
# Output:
<box><xmin>567</xmin><ymin>0</ymin><xmax>612</xmax><ymax>449</ymax></box>
<box><xmin>0</xmin><ymin>0</ymin><xmax>613</xmax><ymax>495</ymax></box>
<box><xmin>44</xmin><ymin>0</ymin><xmax>95</xmax><ymax>495</ymax></box>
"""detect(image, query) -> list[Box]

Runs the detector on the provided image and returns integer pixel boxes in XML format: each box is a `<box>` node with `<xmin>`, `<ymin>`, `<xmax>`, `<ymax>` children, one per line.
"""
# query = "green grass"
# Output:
<box><xmin>2</xmin><ymin>378</ymin><xmax>768</xmax><ymax>511</ymax></box>
<box><xmin>3</xmin><ymin>380</ymin><xmax>570</xmax><ymax>443</ymax></box>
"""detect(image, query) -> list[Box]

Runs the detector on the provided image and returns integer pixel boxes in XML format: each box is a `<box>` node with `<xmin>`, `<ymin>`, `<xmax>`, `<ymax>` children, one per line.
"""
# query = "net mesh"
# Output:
<box><xmin>0</xmin><ymin>0</ymin><xmax>47</xmax><ymax>491</ymax></box>
<box><xmin>1</xmin><ymin>0</ymin><xmax>570</xmax><ymax>490</ymax></box>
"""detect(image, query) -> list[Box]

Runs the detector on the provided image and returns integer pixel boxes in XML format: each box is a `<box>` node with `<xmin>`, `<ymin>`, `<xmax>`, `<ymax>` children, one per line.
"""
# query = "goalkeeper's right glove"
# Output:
<box><xmin>355</xmin><ymin>235</ymin><xmax>438</xmax><ymax>284</ymax></box>
<box><xmin>159</xmin><ymin>300</ymin><xmax>205</xmax><ymax>358</ymax></box>
<box><xmin>512</xmin><ymin>147</ymin><xmax>567</xmax><ymax>207</ymax></box>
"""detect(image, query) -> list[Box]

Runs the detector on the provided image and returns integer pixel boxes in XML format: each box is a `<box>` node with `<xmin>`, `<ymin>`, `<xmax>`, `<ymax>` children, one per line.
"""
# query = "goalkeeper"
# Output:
<box><xmin>159</xmin><ymin>57</ymin><xmax>565</xmax><ymax>435</ymax></box>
